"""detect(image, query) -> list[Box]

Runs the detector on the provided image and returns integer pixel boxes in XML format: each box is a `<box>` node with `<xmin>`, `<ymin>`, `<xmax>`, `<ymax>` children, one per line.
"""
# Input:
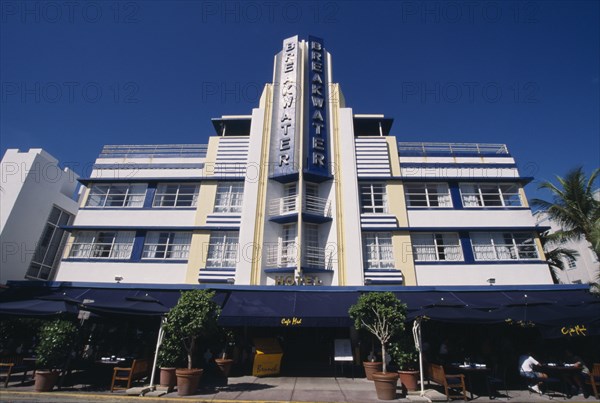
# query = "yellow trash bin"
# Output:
<box><xmin>252</xmin><ymin>337</ymin><xmax>283</xmax><ymax>377</ymax></box>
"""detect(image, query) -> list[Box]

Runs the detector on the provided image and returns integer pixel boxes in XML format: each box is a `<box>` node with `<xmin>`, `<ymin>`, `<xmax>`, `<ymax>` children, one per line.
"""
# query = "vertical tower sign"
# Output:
<box><xmin>304</xmin><ymin>36</ymin><xmax>330</xmax><ymax>179</ymax></box>
<box><xmin>270</xmin><ymin>36</ymin><xmax>300</xmax><ymax>178</ymax></box>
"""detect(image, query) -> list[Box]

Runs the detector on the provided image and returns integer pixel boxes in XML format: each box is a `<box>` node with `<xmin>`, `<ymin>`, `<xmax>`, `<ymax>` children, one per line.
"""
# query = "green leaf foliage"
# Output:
<box><xmin>389</xmin><ymin>332</ymin><xmax>418</xmax><ymax>370</ymax></box>
<box><xmin>165</xmin><ymin>289</ymin><xmax>220</xmax><ymax>369</ymax></box>
<box><xmin>35</xmin><ymin>319</ymin><xmax>78</xmax><ymax>369</ymax></box>
<box><xmin>157</xmin><ymin>330</ymin><xmax>186</xmax><ymax>368</ymax></box>
<box><xmin>348</xmin><ymin>292</ymin><xmax>407</xmax><ymax>373</ymax></box>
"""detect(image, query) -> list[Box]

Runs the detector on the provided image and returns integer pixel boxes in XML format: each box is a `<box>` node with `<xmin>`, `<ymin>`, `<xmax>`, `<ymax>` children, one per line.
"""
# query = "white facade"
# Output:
<box><xmin>53</xmin><ymin>36</ymin><xmax>554</xmax><ymax>287</ymax></box>
<box><xmin>0</xmin><ymin>149</ymin><xmax>79</xmax><ymax>283</ymax></box>
<box><xmin>535</xmin><ymin>211</ymin><xmax>600</xmax><ymax>284</ymax></box>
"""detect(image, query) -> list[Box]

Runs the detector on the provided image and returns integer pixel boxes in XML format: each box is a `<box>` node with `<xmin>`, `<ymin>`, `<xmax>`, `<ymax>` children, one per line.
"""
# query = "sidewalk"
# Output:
<box><xmin>1</xmin><ymin>375</ymin><xmax>599</xmax><ymax>402</ymax></box>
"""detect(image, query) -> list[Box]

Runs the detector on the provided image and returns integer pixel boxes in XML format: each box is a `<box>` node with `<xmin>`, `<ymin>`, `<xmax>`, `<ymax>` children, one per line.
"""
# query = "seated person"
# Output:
<box><xmin>518</xmin><ymin>351</ymin><xmax>547</xmax><ymax>394</ymax></box>
<box><xmin>563</xmin><ymin>349</ymin><xmax>590</xmax><ymax>397</ymax></box>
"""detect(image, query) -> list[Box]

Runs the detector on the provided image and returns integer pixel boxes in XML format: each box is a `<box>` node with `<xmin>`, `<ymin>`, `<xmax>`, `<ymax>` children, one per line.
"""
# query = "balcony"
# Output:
<box><xmin>398</xmin><ymin>142</ymin><xmax>509</xmax><ymax>157</ymax></box>
<box><xmin>268</xmin><ymin>195</ymin><xmax>332</xmax><ymax>223</ymax></box>
<box><xmin>264</xmin><ymin>245</ymin><xmax>333</xmax><ymax>273</ymax></box>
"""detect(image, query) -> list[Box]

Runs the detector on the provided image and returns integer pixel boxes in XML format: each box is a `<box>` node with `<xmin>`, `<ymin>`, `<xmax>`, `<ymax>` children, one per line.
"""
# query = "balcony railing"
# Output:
<box><xmin>268</xmin><ymin>195</ymin><xmax>331</xmax><ymax>217</ymax></box>
<box><xmin>100</xmin><ymin>144</ymin><xmax>208</xmax><ymax>159</ymax></box>
<box><xmin>398</xmin><ymin>142</ymin><xmax>509</xmax><ymax>156</ymax></box>
<box><xmin>265</xmin><ymin>245</ymin><xmax>333</xmax><ymax>270</ymax></box>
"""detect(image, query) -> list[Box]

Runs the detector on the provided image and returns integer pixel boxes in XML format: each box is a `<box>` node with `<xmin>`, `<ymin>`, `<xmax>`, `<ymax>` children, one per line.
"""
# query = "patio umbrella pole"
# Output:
<box><xmin>412</xmin><ymin>318</ymin><xmax>425</xmax><ymax>397</ymax></box>
<box><xmin>149</xmin><ymin>317</ymin><xmax>167</xmax><ymax>390</ymax></box>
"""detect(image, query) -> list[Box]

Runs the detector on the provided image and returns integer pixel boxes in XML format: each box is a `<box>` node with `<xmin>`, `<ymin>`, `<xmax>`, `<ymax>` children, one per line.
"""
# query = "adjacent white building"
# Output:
<box><xmin>535</xmin><ymin>210</ymin><xmax>600</xmax><ymax>285</ymax></box>
<box><xmin>0</xmin><ymin>149</ymin><xmax>80</xmax><ymax>283</ymax></box>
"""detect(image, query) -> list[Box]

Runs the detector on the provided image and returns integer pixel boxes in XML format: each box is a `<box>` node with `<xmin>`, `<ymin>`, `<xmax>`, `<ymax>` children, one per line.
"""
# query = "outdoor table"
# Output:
<box><xmin>449</xmin><ymin>363</ymin><xmax>491</xmax><ymax>399</ymax></box>
<box><xmin>533</xmin><ymin>363</ymin><xmax>582</xmax><ymax>397</ymax></box>
<box><xmin>94</xmin><ymin>357</ymin><xmax>132</xmax><ymax>386</ymax></box>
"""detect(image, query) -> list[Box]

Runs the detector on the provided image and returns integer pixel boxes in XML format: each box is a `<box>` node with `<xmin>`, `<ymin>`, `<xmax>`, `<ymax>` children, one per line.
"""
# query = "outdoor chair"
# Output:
<box><xmin>584</xmin><ymin>363</ymin><xmax>600</xmax><ymax>399</ymax></box>
<box><xmin>110</xmin><ymin>358</ymin><xmax>150</xmax><ymax>392</ymax></box>
<box><xmin>429</xmin><ymin>363</ymin><xmax>467</xmax><ymax>401</ymax></box>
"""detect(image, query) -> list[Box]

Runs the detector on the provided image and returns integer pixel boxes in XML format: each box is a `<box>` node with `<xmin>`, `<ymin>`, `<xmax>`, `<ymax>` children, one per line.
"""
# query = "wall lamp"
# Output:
<box><xmin>487</xmin><ymin>278</ymin><xmax>496</xmax><ymax>286</ymax></box>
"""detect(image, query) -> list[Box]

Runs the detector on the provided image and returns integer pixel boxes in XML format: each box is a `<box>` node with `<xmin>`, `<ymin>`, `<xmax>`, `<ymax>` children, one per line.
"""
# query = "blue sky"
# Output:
<box><xmin>1</xmin><ymin>1</ymin><xmax>599</xmax><ymax>201</ymax></box>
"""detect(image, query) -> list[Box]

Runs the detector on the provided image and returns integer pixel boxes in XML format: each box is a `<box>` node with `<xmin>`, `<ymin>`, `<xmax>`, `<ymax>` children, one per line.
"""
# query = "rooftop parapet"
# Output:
<box><xmin>99</xmin><ymin>144</ymin><xmax>208</xmax><ymax>159</ymax></box>
<box><xmin>398</xmin><ymin>142</ymin><xmax>509</xmax><ymax>157</ymax></box>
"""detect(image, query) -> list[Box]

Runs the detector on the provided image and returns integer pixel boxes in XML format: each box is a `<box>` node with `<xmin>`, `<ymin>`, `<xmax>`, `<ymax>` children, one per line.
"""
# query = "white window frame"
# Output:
<box><xmin>86</xmin><ymin>183</ymin><xmax>147</xmax><ymax>208</ymax></box>
<box><xmin>363</xmin><ymin>232</ymin><xmax>395</xmax><ymax>269</ymax></box>
<box><xmin>206</xmin><ymin>231</ymin><xmax>239</xmax><ymax>268</ymax></box>
<box><xmin>27</xmin><ymin>207</ymin><xmax>73</xmax><ymax>280</ymax></box>
<box><xmin>471</xmin><ymin>232</ymin><xmax>539</xmax><ymax>261</ymax></box>
<box><xmin>459</xmin><ymin>183</ymin><xmax>522</xmax><ymax>208</ymax></box>
<box><xmin>214</xmin><ymin>182</ymin><xmax>244</xmax><ymax>213</ymax></box>
<box><xmin>280</xmin><ymin>223</ymin><xmax>297</xmax><ymax>266</ymax></box>
<box><xmin>68</xmin><ymin>231</ymin><xmax>135</xmax><ymax>259</ymax></box>
<box><xmin>153</xmin><ymin>183</ymin><xmax>199</xmax><ymax>208</ymax></box>
<box><xmin>411</xmin><ymin>233</ymin><xmax>463</xmax><ymax>262</ymax></box>
<box><xmin>405</xmin><ymin>183</ymin><xmax>452</xmax><ymax>208</ymax></box>
<box><xmin>142</xmin><ymin>232</ymin><xmax>192</xmax><ymax>260</ymax></box>
<box><xmin>360</xmin><ymin>183</ymin><xmax>388</xmax><ymax>213</ymax></box>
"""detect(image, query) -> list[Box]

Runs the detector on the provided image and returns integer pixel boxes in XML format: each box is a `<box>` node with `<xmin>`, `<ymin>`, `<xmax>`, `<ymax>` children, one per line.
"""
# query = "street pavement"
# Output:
<box><xmin>0</xmin><ymin>375</ymin><xmax>599</xmax><ymax>403</ymax></box>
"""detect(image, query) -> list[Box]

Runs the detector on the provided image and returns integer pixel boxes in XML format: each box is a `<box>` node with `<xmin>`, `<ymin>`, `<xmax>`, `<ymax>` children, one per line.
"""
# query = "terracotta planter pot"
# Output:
<box><xmin>363</xmin><ymin>361</ymin><xmax>383</xmax><ymax>380</ymax></box>
<box><xmin>176</xmin><ymin>368</ymin><xmax>203</xmax><ymax>396</ymax></box>
<box><xmin>34</xmin><ymin>370</ymin><xmax>59</xmax><ymax>392</ymax></box>
<box><xmin>159</xmin><ymin>367</ymin><xmax>177</xmax><ymax>390</ymax></box>
<box><xmin>214</xmin><ymin>358</ymin><xmax>234</xmax><ymax>377</ymax></box>
<box><xmin>398</xmin><ymin>370</ymin><xmax>419</xmax><ymax>392</ymax></box>
<box><xmin>372</xmin><ymin>371</ymin><xmax>399</xmax><ymax>400</ymax></box>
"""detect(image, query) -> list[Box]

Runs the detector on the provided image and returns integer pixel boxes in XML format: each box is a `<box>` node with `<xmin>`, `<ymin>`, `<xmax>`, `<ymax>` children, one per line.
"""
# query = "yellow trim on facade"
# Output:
<box><xmin>534</xmin><ymin>234</ymin><xmax>547</xmax><ymax>262</ymax></box>
<box><xmin>185</xmin><ymin>231</ymin><xmax>211</xmax><ymax>284</ymax></box>
<box><xmin>330</xmin><ymin>83</ymin><xmax>346</xmax><ymax>285</ymax></box>
<box><xmin>79</xmin><ymin>186</ymin><xmax>90</xmax><ymax>208</ymax></box>
<box><xmin>194</xmin><ymin>182</ymin><xmax>217</xmax><ymax>226</ymax></box>
<box><xmin>519</xmin><ymin>187</ymin><xmax>530</xmax><ymax>207</ymax></box>
<box><xmin>392</xmin><ymin>231</ymin><xmax>417</xmax><ymax>286</ymax></box>
<box><xmin>204</xmin><ymin>136</ymin><xmax>220</xmax><ymax>177</ymax></box>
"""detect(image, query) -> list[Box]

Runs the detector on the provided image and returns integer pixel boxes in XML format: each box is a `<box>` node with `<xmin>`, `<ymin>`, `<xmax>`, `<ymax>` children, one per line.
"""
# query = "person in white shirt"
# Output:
<box><xmin>518</xmin><ymin>351</ymin><xmax>547</xmax><ymax>394</ymax></box>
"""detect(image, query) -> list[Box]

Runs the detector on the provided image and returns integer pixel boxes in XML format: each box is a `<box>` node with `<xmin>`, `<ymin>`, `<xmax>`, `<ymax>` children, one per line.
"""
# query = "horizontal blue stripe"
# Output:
<box><xmin>407</xmin><ymin>207</ymin><xmax>531</xmax><ymax>211</ymax></box>
<box><xmin>62</xmin><ymin>258</ymin><xmax>188</xmax><ymax>263</ymax></box>
<box><xmin>6</xmin><ymin>280</ymin><xmax>589</xmax><ymax>292</ymax></box>
<box><xmin>80</xmin><ymin>207</ymin><xmax>197</xmax><ymax>211</ymax></box>
<box><xmin>356</xmin><ymin>176</ymin><xmax>533</xmax><ymax>184</ymax></box>
<box><xmin>399</xmin><ymin>151</ymin><xmax>512</xmax><ymax>158</ymax></box>
<box><xmin>361</xmin><ymin>226</ymin><xmax>547</xmax><ymax>232</ymax></box>
<box><xmin>400</xmin><ymin>163</ymin><xmax>516</xmax><ymax>169</ymax></box>
<box><xmin>414</xmin><ymin>260</ymin><xmax>546</xmax><ymax>265</ymax></box>
<box><xmin>93</xmin><ymin>163</ymin><xmax>205</xmax><ymax>169</ymax></box>
<box><xmin>79</xmin><ymin>177</ymin><xmax>245</xmax><ymax>185</ymax></box>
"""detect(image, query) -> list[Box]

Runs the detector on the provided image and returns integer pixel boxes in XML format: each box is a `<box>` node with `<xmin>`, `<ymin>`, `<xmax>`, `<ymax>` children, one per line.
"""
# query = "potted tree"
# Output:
<box><xmin>349</xmin><ymin>292</ymin><xmax>407</xmax><ymax>401</ymax></box>
<box><xmin>390</xmin><ymin>334</ymin><xmax>419</xmax><ymax>393</ymax></box>
<box><xmin>34</xmin><ymin>319</ymin><xmax>78</xmax><ymax>392</ymax></box>
<box><xmin>165</xmin><ymin>289</ymin><xmax>220</xmax><ymax>396</ymax></box>
<box><xmin>214</xmin><ymin>328</ymin><xmax>234</xmax><ymax>378</ymax></box>
<box><xmin>156</xmin><ymin>331</ymin><xmax>184</xmax><ymax>391</ymax></box>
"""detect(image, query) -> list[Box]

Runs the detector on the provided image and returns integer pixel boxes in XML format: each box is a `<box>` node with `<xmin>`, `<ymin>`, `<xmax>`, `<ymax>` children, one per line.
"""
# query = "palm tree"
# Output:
<box><xmin>532</xmin><ymin>167</ymin><xmax>600</xmax><ymax>260</ymax></box>
<box><xmin>539</xmin><ymin>230</ymin><xmax>579</xmax><ymax>284</ymax></box>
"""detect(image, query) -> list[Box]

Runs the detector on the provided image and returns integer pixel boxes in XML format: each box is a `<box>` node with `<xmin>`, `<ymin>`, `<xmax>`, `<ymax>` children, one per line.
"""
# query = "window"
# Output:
<box><xmin>405</xmin><ymin>183</ymin><xmax>452</xmax><ymax>207</ymax></box>
<box><xmin>283</xmin><ymin>183</ymin><xmax>297</xmax><ymax>213</ymax></box>
<box><xmin>412</xmin><ymin>233</ymin><xmax>463</xmax><ymax>261</ymax></box>
<box><xmin>86</xmin><ymin>184</ymin><xmax>147</xmax><ymax>208</ymax></box>
<box><xmin>68</xmin><ymin>231</ymin><xmax>135</xmax><ymax>259</ymax></box>
<box><xmin>566</xmin><ymin>256</ymin><xmax>577</xmax><ymax>269</ymax></box>
<box><xmin>363</xmin><ymin>232</ymin><xmax>394</xmax><ymax>269</ymax></box>
<box><xmin>460</xmin><ymin>183</ymin><xmax>522</xmax><ymax>207</ymax></box>
<box><xmin>280</xmin><ymin>224</ymin><xmax>297</xmax><ymax>266</ymax></box>
<box><xmin>206</xmin><ymin>231</ymin><xmax>238</xmax><ymax>268</ymax></box>
<box><xmin>304</xmin><ymin>223</ymin><xmax>321</xmax><ymax>268</ymax></box>
<box><xmin>153</xmin><ymin>183</ymin><xmax>199</xmax><ymax>207</ymax></box>
<box><xmin>360</xmin><ymin>184</ymin><xmax>387</xmax><ymax>213</ymax></box>
<box><xmin>142</xmin><ymin>232</ymin><xmax>192</xmax><ymax>259</ymax></box>
<box><xmin>471</xmin><ymin>232</ymin><xmax>538</xmax><ymax>261</ymax></box>
<box><xmin>214</xmin><ymin>182</ymin><xmax>244</xmax><ymax>213</ymax></box>
<box><xmin>26</xmin><ymin>207</ymin><xmax>73</xmax><ymax>280</ymax></box>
